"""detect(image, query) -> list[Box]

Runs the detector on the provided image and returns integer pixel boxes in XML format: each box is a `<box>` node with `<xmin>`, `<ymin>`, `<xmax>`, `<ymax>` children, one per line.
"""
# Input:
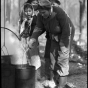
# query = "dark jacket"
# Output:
<box><xmin>31</xmin><ymin>6</ymin><xmax>75</xmax><ymax>47</ymax></box>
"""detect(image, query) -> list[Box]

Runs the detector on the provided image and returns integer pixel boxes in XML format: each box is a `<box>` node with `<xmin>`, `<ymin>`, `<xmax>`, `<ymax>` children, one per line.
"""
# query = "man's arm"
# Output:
<box><xmin>30</xmin><ymin>13</ymin><xmax>45</xmax><ymax>39</ymax></box>
<box><xmin>28</xmin><ymin>13</ymin><xmax>45</xmax><ymax>48</ymax></box>
<box><xmin>31</xmin><ymin>26</ymin><xmax>44</xmax><ymax>39</ymax></box>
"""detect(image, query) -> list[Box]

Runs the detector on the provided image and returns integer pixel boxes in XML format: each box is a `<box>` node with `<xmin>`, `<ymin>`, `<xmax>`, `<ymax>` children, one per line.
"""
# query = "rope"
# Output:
<box><xmin>1</xmin><ymin>27</ymin><xmax>21</xmax><ymax>41</ymax></box>
<box><xmin>1</xmin><ymin>45</ymin><xmax>9</xmax><ymax>55</ymax></box>
<box><xmin>1</xmin><ymin>48</ymin><xmax>5</xmax><ymax>55</ymax></box>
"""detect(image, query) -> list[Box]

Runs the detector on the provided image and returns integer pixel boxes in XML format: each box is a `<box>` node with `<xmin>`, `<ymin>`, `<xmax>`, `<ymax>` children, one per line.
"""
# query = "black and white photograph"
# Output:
<box><xmin>1</xmin><ymin>0</ymin><xmax>87</xmax><ymax>88</ymax></box>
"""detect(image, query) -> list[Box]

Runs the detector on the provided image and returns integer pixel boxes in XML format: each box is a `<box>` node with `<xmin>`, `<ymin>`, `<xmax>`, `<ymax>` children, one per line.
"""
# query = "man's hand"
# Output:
<box><xmin>59</xmin><ymin>46</ymin><xmax>69</xmax><ymax>58</ymax></box>
<box><xmin>28</xmin><ymin>38</ymin><xmax>36</xmax><ymax>49</ymax></box>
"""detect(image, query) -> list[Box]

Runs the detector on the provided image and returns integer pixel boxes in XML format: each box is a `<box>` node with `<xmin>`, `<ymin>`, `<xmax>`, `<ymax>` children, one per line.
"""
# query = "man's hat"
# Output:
<box><xmin>38</xmin><ymin>0</ymin><xmax>52</xmax><ymax>6</ymax></box>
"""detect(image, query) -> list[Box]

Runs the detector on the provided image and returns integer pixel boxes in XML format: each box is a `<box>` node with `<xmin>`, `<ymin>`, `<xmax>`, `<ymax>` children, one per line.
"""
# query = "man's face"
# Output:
<box><xmin>39</xmin><ymin>10</ymin><xmax>50</xmax><ymax>18</ymax></box>
<box><xmin>24</xmin><ymin>8</ymin><xmax>33</xmax><ymax>19</ymax></box>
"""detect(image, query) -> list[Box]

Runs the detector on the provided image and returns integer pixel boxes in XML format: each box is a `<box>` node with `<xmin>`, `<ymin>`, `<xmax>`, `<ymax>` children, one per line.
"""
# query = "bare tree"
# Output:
<box><xmin>79</xmin><ymin>0</ymin><xmax>86</xmax><ymax>41</ymax></box>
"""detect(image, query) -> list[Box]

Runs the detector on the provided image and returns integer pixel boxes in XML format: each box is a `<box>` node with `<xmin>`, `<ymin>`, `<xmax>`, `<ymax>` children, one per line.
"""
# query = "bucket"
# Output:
<box><xmin>15</xmin><ymin>65</ymin><xmax>35</xmax><ymax>88</ymax></box>
<box><xmin>1</xmin><ymin>55</ymin><xmax>15</xmax><ymax>88</ymax></box>
<box><xmin>1</xmin><ymin>55</ymin><xmax>12</xmax><ymax>64</ymax></box>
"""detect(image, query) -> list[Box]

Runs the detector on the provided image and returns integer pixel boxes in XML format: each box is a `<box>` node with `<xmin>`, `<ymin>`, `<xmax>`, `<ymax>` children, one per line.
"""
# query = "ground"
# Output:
<box><xmin>36</xmin><ymin>34</ymin><xmax>87</xmax><ymax>88</ymax></box>
<box><xmin>37</xmin><ymin>57</ymin><xmax>87</xmax><ymax>88</ymax></box>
